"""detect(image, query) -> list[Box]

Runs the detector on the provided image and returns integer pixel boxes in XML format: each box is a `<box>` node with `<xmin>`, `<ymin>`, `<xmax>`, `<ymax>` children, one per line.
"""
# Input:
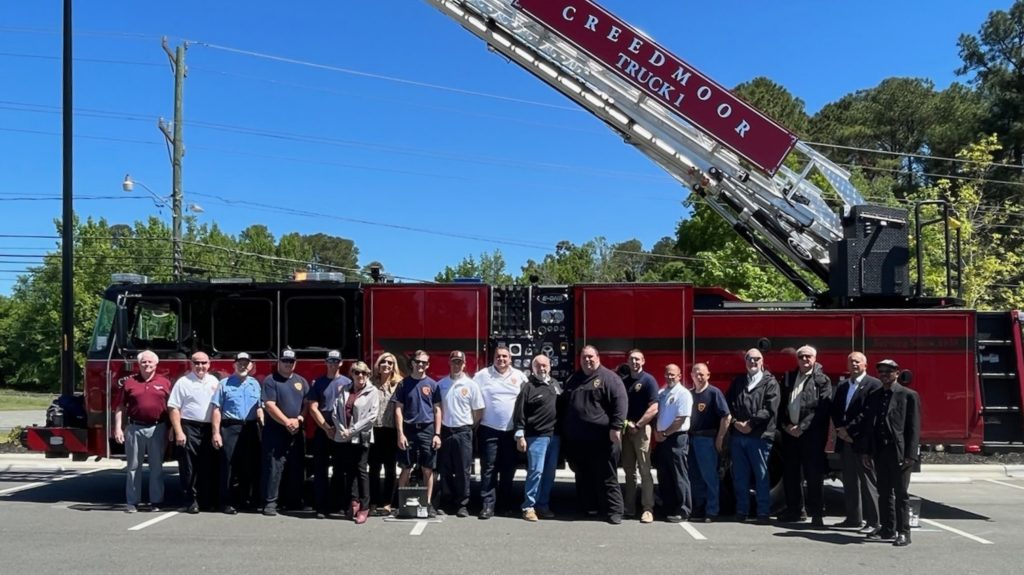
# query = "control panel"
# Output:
<box><xmin>489</xmin><ymin>285</ymin><xmax>575</xmax><ymax>382</ymax></box>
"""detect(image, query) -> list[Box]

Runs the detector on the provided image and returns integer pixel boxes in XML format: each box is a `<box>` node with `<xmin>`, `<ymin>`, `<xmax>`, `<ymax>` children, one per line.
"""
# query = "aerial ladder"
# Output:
<box><xmin>426</xmin><ymin>0</ymin><xmax>931</xmax><ymax>306</ymax></box>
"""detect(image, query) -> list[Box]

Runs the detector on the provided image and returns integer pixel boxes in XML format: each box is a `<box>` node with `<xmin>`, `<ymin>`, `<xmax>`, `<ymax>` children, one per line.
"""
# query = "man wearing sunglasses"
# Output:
<box><xmin>725</xmin><ymin>348</ymin><xmax>780</xmax><ymax>524</ymax></box>
<box><xmin>306</xmin><ymin>350</ymin><xmax>353</xmax><ymax>519</ymax></box>
<box><xmin>862</xmin><ymin>359</ymin><xmax>920</xmax><ymax>547</ymax></box>
<box><xmin>168</xmin><ymin>351</ymin><xmax>221</xmax><ymax>514</ymax></box>
<box><xmin>392</xmin><ymin>350</ymin><xmax>442</xmax><ymax>517</ymax></box>
<box><xmin>778</xmin><ymin>345</ymin><xmax>832</xmax><ymax>527</ymax></box>
<box><xmin>211</xmin><ymin>352</ymin><xmax>263</xmax><ymax>514</ymax></box>
<box><xmin>260</xmin><ymin>348</ymin><xmax>309</xmax><ymax>516</ymax></box>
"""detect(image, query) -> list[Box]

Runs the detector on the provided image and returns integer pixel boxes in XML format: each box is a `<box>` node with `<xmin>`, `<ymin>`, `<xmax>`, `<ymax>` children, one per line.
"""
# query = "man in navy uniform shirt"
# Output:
<box><xmin>260</xmin><ymin>349</ymin><xmax>309</xmax><ymax>516</ymax></box>
<box><xmin>392</xmin><ymin>350</ymin><xmax>442</xmax><ymax>518</ymax></box>
<box><xmin>620</xmin><ymin>349</ymin><xmax>659</xmax><ymax>523</ymax></box>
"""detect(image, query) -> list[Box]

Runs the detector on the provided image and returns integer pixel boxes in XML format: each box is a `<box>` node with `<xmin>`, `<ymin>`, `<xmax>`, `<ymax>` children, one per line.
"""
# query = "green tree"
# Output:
<box><xmin>435</xmin><ymin>250</ymin><xmax>514</xmax><ymax>284</ymax></box>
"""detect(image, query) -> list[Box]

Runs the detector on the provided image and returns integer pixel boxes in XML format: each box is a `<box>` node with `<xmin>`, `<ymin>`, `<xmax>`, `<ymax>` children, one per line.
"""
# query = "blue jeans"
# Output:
<box><xmin>689</xmin><ymin>435</ymin><xmax>721</xmax><ymax>517</ymax></box>
<box><xmin>730</xmin><ymin>434</ymin><xmax>772</xmax><ymax>517</ymax></box>
<box><xmin>523</xmin><ymin>435</ymin><xmax>560</xmax><ymax>510</ymax></box>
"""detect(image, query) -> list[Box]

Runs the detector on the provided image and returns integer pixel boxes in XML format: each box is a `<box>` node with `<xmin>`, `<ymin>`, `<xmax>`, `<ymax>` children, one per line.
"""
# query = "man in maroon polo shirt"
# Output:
<box><xmin>114</xmin><ymin>349</ymin><xmax>173</xmax><ymax>513</ymax></box>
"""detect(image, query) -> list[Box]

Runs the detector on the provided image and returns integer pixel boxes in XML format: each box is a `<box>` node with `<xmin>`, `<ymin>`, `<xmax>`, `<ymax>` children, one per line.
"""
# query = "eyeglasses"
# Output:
<box><xmin>450</xmin><ymin>358</ymin><xmax>465</xmax><ymax>363</ymax></box>
<box><xmin>878</xmin><ymin>369</ymin><xmax>895</xmax><ymax>375</ymax></box>
<box><xmin>380</xmin><ymin>359</ymin><xmax>394</xmax><ymax>366</ymax></box>
<box><xmin>353</xmin><ymin>371</ymin><xmax>370</xmax><ymax>376</ymax></box>
<box><xmin>412</xmin><ymin>359</ymin><xmax>429</xmax><ymax>366</ymax></box>
<box><xmin>797</xmin><ymin>354</ymin><xmax>813</xmax><ymax>359</ymax></box>
<box><xmin>326</xmin><ymin>359</ymin><xmax>341</xmax><ymax>364</ymax></box>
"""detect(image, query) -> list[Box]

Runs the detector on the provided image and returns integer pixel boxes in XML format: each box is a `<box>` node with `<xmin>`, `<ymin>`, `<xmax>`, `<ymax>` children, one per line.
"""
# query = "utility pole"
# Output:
<box><xmin>159</xmin><ymin>38</ymin><xmax>186</xmax><ymax>281</ymax></box>
<box><xmin>59</xmin><ymin>0</ymin><xmax>75</xmax><ymax>397</ymax></box>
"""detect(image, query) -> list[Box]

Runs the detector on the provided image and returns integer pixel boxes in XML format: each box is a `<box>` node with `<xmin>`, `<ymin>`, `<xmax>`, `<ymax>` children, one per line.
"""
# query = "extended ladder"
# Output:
<box><xmin>426</xmin><ymin>0</ymin><xmax>868</xmax><ymax>296</ymax></box>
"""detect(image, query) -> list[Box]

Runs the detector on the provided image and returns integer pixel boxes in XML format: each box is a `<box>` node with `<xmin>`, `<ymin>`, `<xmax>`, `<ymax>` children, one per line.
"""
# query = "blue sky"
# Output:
<box><xmin>0</xmin><ymin>0</ymin><xmax>1008</xmax><ymax>293</ymax></box>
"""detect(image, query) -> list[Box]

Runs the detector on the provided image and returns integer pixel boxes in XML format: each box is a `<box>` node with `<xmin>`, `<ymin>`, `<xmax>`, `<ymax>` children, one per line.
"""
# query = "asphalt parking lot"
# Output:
<box><xmin>1</xmin><ymin>459</ymin><xmax>1022</xmax><ymax>574</ymax></box>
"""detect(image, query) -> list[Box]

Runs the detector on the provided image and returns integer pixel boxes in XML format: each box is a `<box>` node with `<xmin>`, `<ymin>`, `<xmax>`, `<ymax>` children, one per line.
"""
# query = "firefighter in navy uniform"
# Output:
<box><xmin>306</xmin><ymin>350</ymin><xmax>352</xmax><ymax>519</ymax></box>
<box><xmin>260</xmin><ymin>349</ymin><xmax>309</xmax><ymax>516</ymax></box>
<box><xmin>863</xmin><ymin>359</ymin><xmax>920</xmax><ymax>547</ymax></box>
<box><xmin>562</xmin><ymin>345</ymin><xmax>628</xmax><ymax>524</ymax></box>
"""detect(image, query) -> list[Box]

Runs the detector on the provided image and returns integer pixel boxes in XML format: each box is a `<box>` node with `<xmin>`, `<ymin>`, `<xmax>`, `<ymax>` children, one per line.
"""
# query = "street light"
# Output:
<box><xmin>122</xmin><ymin>173</ymin><xmax>204</xmax><ymax>280</ymax></box>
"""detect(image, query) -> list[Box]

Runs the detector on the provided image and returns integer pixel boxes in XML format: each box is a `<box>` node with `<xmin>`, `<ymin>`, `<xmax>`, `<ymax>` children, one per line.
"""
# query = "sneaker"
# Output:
<box><xmin>523</xmin><ymin>508</ymin><xmax>539</xmax><ymax>522</ymax></box>
<box><xmin>222</xmin><ymin>505</ymin><xmax>238</xmax><ymax>515</ymax></box>
<box><xmin>187</xmin><ymin>502</ymin><xmax>200</xmax><ymax>514</ymax></box>
<box><xmin>355</xmin><ymin>509</ymin><xmax>369</xmax><ymax>525</ymax></box>
<box><xmin>125</xmin><ymin>504</ymin><xmax>138</xmax><ymax>514</ymax></box>
<box><xmin>665</xmin><ymin>515</ymin><xmax>684</xmax><ymax>523</ymax></box>
<box><xmin>640</xmin><ymin>510</ymin><xmax>654</xmax><ymax>524</ymax></box>
<box><xmin>859</xmin><ymin>524</ymin><xmax>879</xmax><ymax>534</ymax></box>
<box><xmin>149</xmin><ymin>504</ymin><xmax>161</xmax><ymax>513</ymax></box>
<box><xmin>262</xmin><ymin>507</ymin><xmax>278</xmax><ymax>517</ymax></box>
<box><xmin>536</xmin><ymin>507</ymin><xmax>556</xmax><ymax>520</ymax></box>
<box><xmin>456</xmin><ymin>506</ymin><xmax>469</xmax><ymax>518</ymax></box>
<box><xmin>315</xmin><ymin>512</ymin><xmax>326</xmax><ymax>520</ymax></box>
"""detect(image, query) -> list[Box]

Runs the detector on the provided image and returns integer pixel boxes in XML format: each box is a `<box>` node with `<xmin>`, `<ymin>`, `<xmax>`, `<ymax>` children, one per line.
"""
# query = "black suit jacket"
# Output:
<box><xmin>865</xmin><ymin>383</ymin><xmax>921</xmax><ymax>463</ymax></box>
<box><xmin>830</xmin><ymin>374</ymin><xmax>881</xmax><ymax>452</ymax></box>
<box><xmin>779</xmin><ymin>365</ymin><xmax>832</xmax><ymax>436</ymax></box>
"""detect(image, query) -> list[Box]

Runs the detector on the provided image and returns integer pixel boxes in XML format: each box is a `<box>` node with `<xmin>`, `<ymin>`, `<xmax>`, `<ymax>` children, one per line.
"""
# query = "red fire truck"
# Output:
<box><xmin>22</xmin><ymin>0</ymin><xmax>1024</xmax><ymax>465</ymax></box>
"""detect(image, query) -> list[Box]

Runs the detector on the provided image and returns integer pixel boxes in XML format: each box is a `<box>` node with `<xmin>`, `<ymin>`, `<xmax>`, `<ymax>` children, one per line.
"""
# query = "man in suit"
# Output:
<box><xmin>830</xmin><ymin>351</ymin><xmax>880</xmax><ymax>532</ymax></box>
<box><xmin>778</xmin><ymin>345</ymin><xmax>832</xmax><ymax>527</ymax></box>
<box><xmin>863</xmin><ymin>359</ymin><xmax>920</xmax><ymax>547</ymax></box>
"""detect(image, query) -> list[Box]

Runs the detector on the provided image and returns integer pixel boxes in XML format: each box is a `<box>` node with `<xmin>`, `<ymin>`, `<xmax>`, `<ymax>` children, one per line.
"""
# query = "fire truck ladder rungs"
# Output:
<box><xmin>427</xmin><ymin>0</ymin><xmax>868</xmax><ymax>297</ymax></box>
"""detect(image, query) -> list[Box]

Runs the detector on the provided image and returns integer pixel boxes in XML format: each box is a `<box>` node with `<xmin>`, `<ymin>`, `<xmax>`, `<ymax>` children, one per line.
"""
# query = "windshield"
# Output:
<box><xmin>89</xmin><ymin>298</ymin><xmax>117</xmax><ymax>353</ymax></box>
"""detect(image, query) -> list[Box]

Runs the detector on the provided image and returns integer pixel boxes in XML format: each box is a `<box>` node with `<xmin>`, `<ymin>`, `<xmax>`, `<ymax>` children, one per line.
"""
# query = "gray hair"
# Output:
<box><xmin>137</xmin><ymin>350</ymin><xmax>158</xmax><ymax>363</ymax></box>
<box><xmin>796</xmin><ymin>345</ymin><xmax>817</xmax><ymax>357</ymax></box>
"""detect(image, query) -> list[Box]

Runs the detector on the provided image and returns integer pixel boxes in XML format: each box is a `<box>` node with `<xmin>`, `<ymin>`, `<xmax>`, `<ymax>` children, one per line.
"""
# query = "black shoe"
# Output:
<box><xmin>222</xmin><ymin>505</ymin><xmax>237</xmax><ymax>515</ymax></box>
<box><xmin>704</xmin><ymin>516</ymin><xmax>716</xmax><ymax>524</ymax></box>
<box><xmin>262</xmin><ymin>507</ymin><xmax>278</xmax><ymax>517</ymax></box>
<box><xmin>665</xmin><ymin>515</ymin><xmax>684</xmax><ymax>523</ymax></box>
<box><xmin>734</xmin><ymin>513</ymin><xmax>748</xmax><ymax>523</ymax></box>
<box><xmin>478</xmin><ymin>508</ymin><xmax>494</xmax><ymax>520</ymax></box>
<box><xmin>811</xmin><ymin>516</ymin><xmax>825</xmax><ymax>528</ymax></box>
<box><xmin>456</xmin><ymin>506</ymin><xmax>469</xmax><ymax>518</ymax></box>
<box><xmin>607</xmin><ymin>514</ymin><xmax>623</xmax><ymax>525</ymax></box>
<box><xmin>893</xmin><ymin>533</ymin><xmax>911</xmax><ymax>547</ymax></box>
<box><xmin>755</xmin><ymin>515</ymin><xmax>771</xmax><ymax>525</ymax></box>
<box><xmin>187</xmin><ymin>502</ymin><xmax>200</xmax><ymax>514</ymax></box>
<box><xmin>427</xmin><ymin>506</ymin><xmax>437</xmax><ymax>519</ymax></box>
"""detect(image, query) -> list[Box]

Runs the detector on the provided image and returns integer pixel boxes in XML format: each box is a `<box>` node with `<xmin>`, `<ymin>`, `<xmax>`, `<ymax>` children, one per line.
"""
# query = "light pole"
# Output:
<box><xmin>122</xmin><ymin>173</ymin><xmax>203</xmax><ymax>281</ymax></box>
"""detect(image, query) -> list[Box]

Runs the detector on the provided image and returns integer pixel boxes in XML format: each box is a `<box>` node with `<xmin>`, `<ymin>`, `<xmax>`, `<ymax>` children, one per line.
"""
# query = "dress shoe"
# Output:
<box><xmin>222</xmin><ymin>505</ymin><xmax>238</xmax><ymax>515</ymax></box>
<box><xmin>755</xmin><ymin>515</ymin><xmax>771</xmax><ymax>525</ymax></box>
<box><xmin>607</xmin><ymin>514</ymin><xmax>623</xmax><ymax>525</ymax></box>
<box><xmin>456</xmin><ymin>506</ymin><xmax>469</xmax><ymax>518</ymax></box>
<box><xmin>536</xmin><ymin>507</ymin><xmax>556</xmax><ymax>519</ymax></box>
<box><xmin>704</xmin><ymin>516</ymin><xmax>716</xmax><ymax>524</ymax></box>
<box><xmin>665</xmin><ymin>515</ymin><xmax>684</xmax><ymax>523</ymax></box>
<box><xmin>478</xmin><ymin>508</ymin><xmax>494</xmax><ymax>520</ymax></box>
<box><xmin>867</xmin><ymin>528</ymin><xmax>895</xmax><ymax>541</ymax></box>
<box><xmin>893</xmin><ymin>533</ymin><xmax>911</xmax><ymax>547</ymax></box>
<box><xmin>734</xmin><ymin>513</ymin><xmax>748</xmax><ymax>523</ymax></box>
<box><xmin>834</xmin><ymin>519</ymin><xmax>865</xmax><ymax>529</ymax></box>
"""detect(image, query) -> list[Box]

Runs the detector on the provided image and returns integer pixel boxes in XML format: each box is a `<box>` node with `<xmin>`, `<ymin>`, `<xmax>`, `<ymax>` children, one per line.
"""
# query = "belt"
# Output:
<box><xmin>128</xmin><ymin>419</ymin><xmax>159</xmax><ymax>427</ymax></box>
<box><xmin>443</xmin><ymin>425</ymin><xmax>473</xmax><ymax>432</ymax></box>
<box><xmin>690</xmin><ymin>429</ymin><xmax>718</xmax><ymax>437</ymax></box>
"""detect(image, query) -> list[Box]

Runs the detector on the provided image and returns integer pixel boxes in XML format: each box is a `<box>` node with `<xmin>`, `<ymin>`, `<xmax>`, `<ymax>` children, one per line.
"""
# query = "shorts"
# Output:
<box><xmin>397</xmin><ymin>423</ymin><xmax>437</xmax><ymax>470</ymax></box>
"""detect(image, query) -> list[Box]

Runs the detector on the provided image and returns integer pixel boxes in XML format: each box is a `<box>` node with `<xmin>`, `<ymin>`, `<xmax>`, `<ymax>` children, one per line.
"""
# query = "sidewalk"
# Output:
<box><xmin>0</xmin><ymin>410</ymin><xmax>45</xmax><ymax>432</ymax></box>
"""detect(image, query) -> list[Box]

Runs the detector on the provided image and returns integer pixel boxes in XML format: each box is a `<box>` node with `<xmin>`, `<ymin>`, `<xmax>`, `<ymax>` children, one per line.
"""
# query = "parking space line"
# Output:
<box><xmin>128</xmin><ymin>511</ymin><xmax>179</xmax><ymax>531</ymax></box>
<box><xmin>0</xmin><ymin>468</ymin><xmax>104</xmax><ymax>496</ymax></box>
<box><xmin>985</xmin><ymin>479</ymin><xmax>1024</xmax><ymax>491</ymax></box>
<box><xmin>410</xmin><ymin>520</ymin><xmax>428</xmax><ymax>536</ymax></box>
<box><xmin>918</xmin><ymin>518</ymin><xmax>993</xmax><ymax>545</ymax></box>
<box><xmin>680</xmin><ymin>522</ymin><xmax>707</xmax><ymax>540</ymax></box>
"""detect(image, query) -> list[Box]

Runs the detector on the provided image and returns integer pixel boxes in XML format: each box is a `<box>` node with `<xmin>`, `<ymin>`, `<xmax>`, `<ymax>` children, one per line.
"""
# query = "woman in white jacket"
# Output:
<box><xmin>332</xmin><ymin>361</ymin><xmax>380</xmax><ymax>524</ymax></box>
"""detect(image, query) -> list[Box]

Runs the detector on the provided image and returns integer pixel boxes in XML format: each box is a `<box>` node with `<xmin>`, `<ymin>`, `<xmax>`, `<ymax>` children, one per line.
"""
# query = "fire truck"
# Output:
<box><xmin>22</xmin><ymin>0</ymin><xmax>1024</xmax><ymax>468</ymax></box>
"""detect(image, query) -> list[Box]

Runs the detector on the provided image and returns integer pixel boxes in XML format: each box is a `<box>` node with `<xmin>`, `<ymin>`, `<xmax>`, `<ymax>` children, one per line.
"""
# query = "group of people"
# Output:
<box><xmin>112</xmin><ymin>343</ymin><xmax>920</xmax><ymax>546</ymax></box>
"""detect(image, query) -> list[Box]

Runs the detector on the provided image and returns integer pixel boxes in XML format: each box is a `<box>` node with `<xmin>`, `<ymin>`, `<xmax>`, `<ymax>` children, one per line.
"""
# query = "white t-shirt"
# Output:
<box><xmin>656</xmin><ymin>383</ymin><xmax>693</xmax><ymax>433</ymax></box>
<box><xmin>168</xmin><ymin>372</ymin><xmax>220</xmax><ymax>422</ymax></box>
<box><xmin>474</xmin><ymin>366</ymin><xmax>527</xmax><ymax>431</ymax></box>
<box><xmin>438</xmin><ymin>373</ymin><xmax>485</xmax><ymax>428</ymax></box>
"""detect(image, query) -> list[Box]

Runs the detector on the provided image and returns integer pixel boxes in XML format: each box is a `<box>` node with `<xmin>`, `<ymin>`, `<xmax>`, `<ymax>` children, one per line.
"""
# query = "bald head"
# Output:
<box><xmin>744</xmin><ymin>348</ymin><xmax>764</xmax><ymax>375</ymax></box>
<box><xmin>847</xmin><ymin>352</ymin><xmax>867</xmax><ymax>378</ymax></box>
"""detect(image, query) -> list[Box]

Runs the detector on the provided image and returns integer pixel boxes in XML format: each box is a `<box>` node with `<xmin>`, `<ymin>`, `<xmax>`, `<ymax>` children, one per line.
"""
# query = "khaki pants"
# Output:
<box><xmin>621</xmin><ymin>424</ymin><xmax>654</xmax><ymax>515</ymax></box>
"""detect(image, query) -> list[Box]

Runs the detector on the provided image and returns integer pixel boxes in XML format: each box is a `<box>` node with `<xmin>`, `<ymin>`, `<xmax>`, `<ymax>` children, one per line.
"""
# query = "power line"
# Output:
<box><xmin>809</xmin><ymin>141</ymin><xmax>1024</xmax><ymax>172</ymax></box>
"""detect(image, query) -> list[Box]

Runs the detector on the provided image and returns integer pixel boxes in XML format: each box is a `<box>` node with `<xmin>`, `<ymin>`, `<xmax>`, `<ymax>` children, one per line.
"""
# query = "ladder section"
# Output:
<box><xmin>426</xmin><ymin>0</ymin><xmax>866</xmax><ymax>296</ymax></box>
<box><xmin>977</xmin><ymin>311</ymin><xmax>1024</xmax><ymax>449</ymax></box>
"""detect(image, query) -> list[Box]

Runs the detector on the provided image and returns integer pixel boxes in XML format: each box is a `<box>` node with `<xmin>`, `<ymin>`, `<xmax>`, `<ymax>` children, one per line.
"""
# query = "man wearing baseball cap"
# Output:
<box><xmin>211</xmin><ymin>352</ymin><xmax>263</xmax><ymax>513</ymax></box>
<box><xmin>260</xmin><ymin>348</ymin><xmax>309</xmax><ymax>516</ymax></box>
<box><xmin>437</xmin><ymin>350</ymin><xmax>484</xmax><ymax>517</ymax></box>
<box><xmin>863</xmin><ymin>359</ymin><xmax>920</xmax><ymax>547</ymax></box>
<box><xmin>306</xmin><ymin>350</ymin><xmax>352</xmax><ymax>518</ymax></box>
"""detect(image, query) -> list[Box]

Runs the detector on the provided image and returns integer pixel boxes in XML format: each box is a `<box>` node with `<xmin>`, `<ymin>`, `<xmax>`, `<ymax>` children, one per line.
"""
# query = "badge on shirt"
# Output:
<box><xmin>697</xmin><ymin>402</ymin><xmax>706</xmax><ymax>412</ymax></box>
<box><xmin>633</xmin><ymin>383</ymin><xmax>642</xmax><ymax>392</ymax></box>
<box><xmin>593</xmin><ymin>379</ymin><xmax>602</xmax><ymax>389</ymax></box>
<box><xmin>293</xmin><ymin>382</ymin><xmax>303</xmax><ymax>391</ymax></box>
<box><xmin>459</xmin><ymin>388</ymin><xmax>470</xmax><ymax>398</ymax></box>
<box><xmin>669</xmin><ymin>397</ymin><xmax>676</xmax><ymax>405</ymax></box>
<box><xmin>421</xmin><ymin>386</ymin><xmax>432</xmax><ymax>397</ymax></box>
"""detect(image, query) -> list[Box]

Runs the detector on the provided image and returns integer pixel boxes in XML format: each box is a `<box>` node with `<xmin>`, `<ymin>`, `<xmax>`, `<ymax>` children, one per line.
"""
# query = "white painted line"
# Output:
<box><xmin>0</xmin><ymin>468</ymin><xmax>104</xmax><ymax>496</ymax></box>
<box><xmin>128</xmin><ymin>511</ymin><xmax>179</xmax><ymax>531</ymax></box>
<box><xmin>410</xmin><ymin>520</ymin><xmax>428</xmax><ymax>536</ymax></box>
<box><xmin>918</xmin><ymin>518</ymin><xmax>993</xmax><ymax>545</ymax></box>
<box><xmin>985</xmin><ymin>479</ymin><xmax>1024</xmax><ymax>491</ymax></box>
<box><xmin>680</xmin><ymin>521</ymin><xmax>707</xmax><ymax>540</ymax></box>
